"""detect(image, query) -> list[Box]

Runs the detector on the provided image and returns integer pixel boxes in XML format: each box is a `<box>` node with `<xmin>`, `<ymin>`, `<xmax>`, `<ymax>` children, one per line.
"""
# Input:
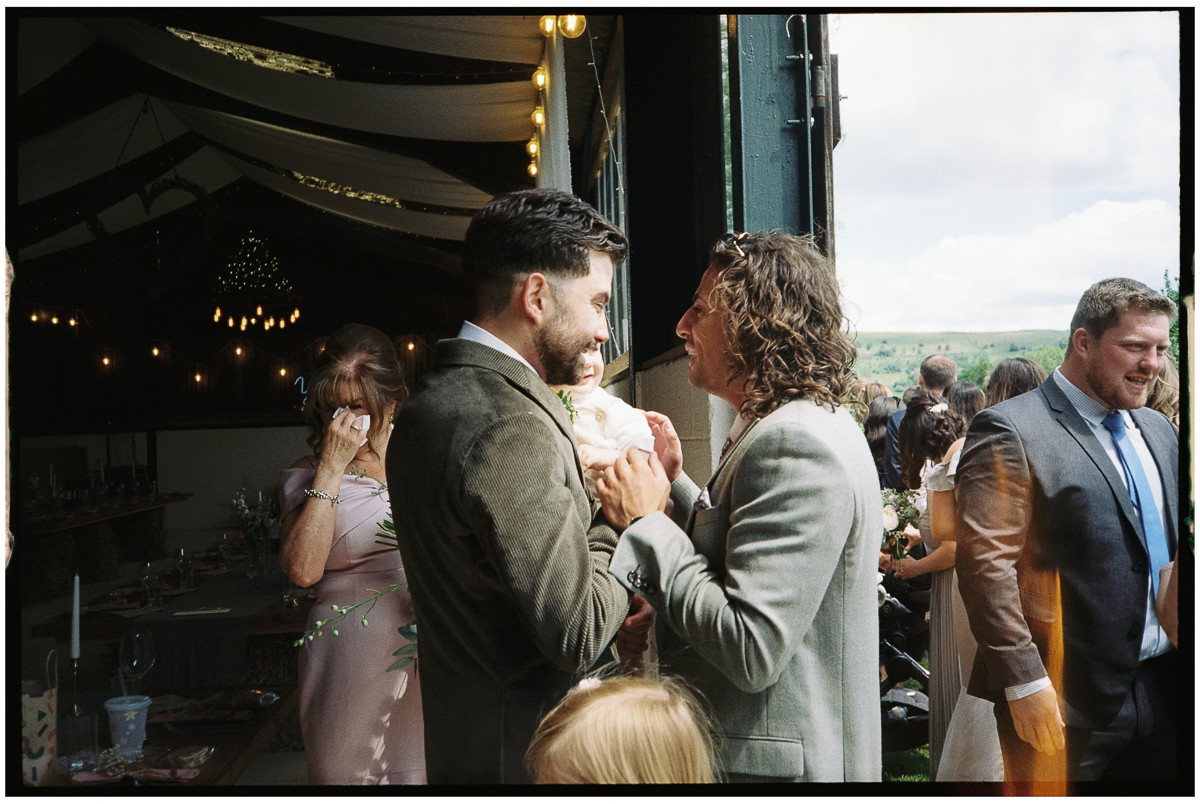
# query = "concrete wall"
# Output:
<box><xmin>627</xmin><ymin>349</ymin><xmax>733</xmax><ymax>484</ymax></box>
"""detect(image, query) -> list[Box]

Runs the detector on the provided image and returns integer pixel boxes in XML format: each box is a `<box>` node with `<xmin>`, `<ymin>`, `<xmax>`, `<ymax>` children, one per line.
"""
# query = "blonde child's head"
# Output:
<box><xmin>527</xmin><ymin>674</ymin><xmax>718</xmax><ymax>784</ymax></box>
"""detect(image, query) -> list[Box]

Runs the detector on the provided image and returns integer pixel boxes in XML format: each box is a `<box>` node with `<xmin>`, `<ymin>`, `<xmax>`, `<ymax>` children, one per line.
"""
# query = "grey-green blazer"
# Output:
<box><xmin>611</xmin><ymin>398</ymin><xmax>883</xmax><ymax>781</ymax></box>
<box><xmin>388</xmin><ymin>338</ymin><xmax>630</xmax><ymax>784</ymax></box>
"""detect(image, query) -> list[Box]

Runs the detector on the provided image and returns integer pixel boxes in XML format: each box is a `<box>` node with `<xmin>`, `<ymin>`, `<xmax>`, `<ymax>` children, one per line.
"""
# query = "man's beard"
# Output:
<box><xmin>536</xmin><ymin>304</ymin><xmax>595</xmax><ymax>386</ymax></box>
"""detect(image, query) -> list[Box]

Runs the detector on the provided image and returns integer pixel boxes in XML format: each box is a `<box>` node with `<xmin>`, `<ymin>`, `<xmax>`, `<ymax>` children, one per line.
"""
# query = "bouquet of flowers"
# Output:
<box><xmin>881</xmin><ymin>488</ymin><xmax>921</xmax><ymax>563</ymax></box>
<box><xmin>231</xmin><ymin>488</ymin><xmax>277</xmax><ymax>537</ymax></box>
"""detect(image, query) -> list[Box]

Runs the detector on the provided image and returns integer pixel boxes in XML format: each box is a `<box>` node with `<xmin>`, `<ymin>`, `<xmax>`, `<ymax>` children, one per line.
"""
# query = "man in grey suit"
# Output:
<box><xmin>955</xmin><ymin>278</ymin><xmax>1179</xmax><ymax>790</ymax></box>
<box><xmin>388</xmin><ymin>189</ymin><xmax>636</xmax><ymax>784</ymax></box>
<box><xmin>595</xmin><ymin>230</ymin><xmax>883</xmax><ymax>782</ymax></box>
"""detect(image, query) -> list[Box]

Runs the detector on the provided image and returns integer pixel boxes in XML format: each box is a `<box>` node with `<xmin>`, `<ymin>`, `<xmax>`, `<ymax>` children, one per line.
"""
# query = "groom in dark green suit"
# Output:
<box><xmin>388</xmin><ymin>189</ymin><xmax>635</xmax><ymax>784</ymax></box>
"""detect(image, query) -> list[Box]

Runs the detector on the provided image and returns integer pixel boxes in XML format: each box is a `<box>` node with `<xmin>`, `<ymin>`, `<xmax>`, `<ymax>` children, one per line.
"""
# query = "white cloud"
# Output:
<box><xmin>841</xmin><ymin>198</ymin><xmax>1180</xmax><ymax>332</ymax></box>
<box><xmin>829</xmin><ymin>10</ymin><xmax>1182</xmax><ymax>332</ymax></box>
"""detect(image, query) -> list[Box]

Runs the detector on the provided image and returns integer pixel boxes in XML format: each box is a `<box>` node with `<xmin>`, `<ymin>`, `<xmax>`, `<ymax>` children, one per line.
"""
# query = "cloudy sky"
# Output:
<box><xmin>828</xmin><ymin>10</ymin><xmax>1181</xmax><ymax>333</ymax></box>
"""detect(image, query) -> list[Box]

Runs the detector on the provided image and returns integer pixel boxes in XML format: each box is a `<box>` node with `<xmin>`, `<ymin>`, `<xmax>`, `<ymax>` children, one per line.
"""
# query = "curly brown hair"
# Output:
<box><xmin>707</xmin><ymin>230</ymin><xmax>857</xmax><ymax>419</ymax></box>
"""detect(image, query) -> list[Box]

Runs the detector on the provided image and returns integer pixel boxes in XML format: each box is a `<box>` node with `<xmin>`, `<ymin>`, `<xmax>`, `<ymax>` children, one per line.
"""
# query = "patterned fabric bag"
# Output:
<box><xmin>21</xmin><ymin>650</ymin><xmax>57</xmax><ymax>786</ymax></box>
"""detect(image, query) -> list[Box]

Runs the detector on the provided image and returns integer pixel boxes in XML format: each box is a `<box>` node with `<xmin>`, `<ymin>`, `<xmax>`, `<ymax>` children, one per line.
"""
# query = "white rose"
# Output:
<box><xmin>881</xmin><ymin>504</ymin><xmax>899</xmax><ymax>532</ymax></box>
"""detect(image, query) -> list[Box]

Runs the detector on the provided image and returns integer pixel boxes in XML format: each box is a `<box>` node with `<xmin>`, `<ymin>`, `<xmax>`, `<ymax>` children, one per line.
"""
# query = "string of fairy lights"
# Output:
<box><xmin>527</xmin><ymin>15</ymin><xmax>587</xmax><ymax>179</ymax></box>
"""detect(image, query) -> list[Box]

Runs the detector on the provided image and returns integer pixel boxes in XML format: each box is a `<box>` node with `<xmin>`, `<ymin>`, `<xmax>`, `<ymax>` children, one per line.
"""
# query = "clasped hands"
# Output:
<box><xmin>594</xmin><ymin>410</ymin><xmax>680</xmax><ymax>531</ymax></box>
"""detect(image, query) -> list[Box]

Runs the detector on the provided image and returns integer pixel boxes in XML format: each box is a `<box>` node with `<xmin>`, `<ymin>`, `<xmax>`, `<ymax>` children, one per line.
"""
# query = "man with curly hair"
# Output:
<box><xmin>595</xmin><ymin>230</ymin><xmax>883</xmax><ymax>782</ymax></box>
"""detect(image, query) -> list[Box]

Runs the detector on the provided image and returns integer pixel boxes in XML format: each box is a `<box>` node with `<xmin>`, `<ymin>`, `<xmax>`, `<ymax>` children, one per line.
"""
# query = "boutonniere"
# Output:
<box><xmin>555</xmin><ymin>389</ymin><xmax>577</xmax><ymax>423</ymax></box>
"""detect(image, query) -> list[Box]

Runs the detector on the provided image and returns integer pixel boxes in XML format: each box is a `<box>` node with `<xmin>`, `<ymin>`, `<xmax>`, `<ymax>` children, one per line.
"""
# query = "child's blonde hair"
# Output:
<box><xmin>527</xmin><ymin>674</ymin><xmax>718</xmax><ymax>784</ymax></box>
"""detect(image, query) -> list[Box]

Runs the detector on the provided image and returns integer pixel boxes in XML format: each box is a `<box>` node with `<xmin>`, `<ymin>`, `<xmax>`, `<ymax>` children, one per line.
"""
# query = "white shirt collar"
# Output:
<box><xmin>457</xmin><ymin>320</ymin><xmax>538</xmax><ymax>376</ymax></box>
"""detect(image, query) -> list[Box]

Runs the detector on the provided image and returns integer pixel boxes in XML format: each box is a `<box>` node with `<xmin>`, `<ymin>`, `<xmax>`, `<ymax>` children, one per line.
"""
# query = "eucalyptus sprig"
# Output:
<box><xmin>293</xmin><ymin>583</ymin><xmax>405</xmax><ymax>645</ymax></box>
<box><xmin>555</xmin><ymin>389</ymin><xmax>577</xmax><ymax>423</ymax></box>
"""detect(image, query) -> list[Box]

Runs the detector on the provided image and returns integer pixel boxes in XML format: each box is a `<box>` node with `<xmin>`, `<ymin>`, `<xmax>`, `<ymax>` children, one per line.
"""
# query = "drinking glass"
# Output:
<box><xmin>118</xmin><ymin>628</ymin><xmax>156</xmax><ymax>695</ymax></box>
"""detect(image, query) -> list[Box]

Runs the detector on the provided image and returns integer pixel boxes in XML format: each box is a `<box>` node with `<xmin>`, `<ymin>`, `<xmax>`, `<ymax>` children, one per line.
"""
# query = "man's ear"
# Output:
<box><xmin>1069</xmin><ymin>326</ymin><xmax>1091</xmax><ymax>357</ymax></box>
<box><xmin>519</xmin><ymin>272</ymin><xmax>553</xmax><ymax>325</ymax></box>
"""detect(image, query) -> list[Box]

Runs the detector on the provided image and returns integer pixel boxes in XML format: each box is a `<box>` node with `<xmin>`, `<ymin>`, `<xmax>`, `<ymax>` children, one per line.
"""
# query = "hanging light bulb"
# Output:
<box><xmin>527</xmin><ymin>138</ymin><xmax>539</xmax><ymax>157</ymax></box>
<box><xmin>69</xmin><ymin>318</ymin><xmax>77</xmax><ymax>327</ymax></box>
<box><xmin>151</xmin><ymin>346</ymin><xmax>160</xmax><ymax>357</ymax></box>
<box><xmin>531</xmin><ymin>107</ymin><xmax>545</xmax><ymax>127</ymax></box>
<box><xmin>51</xmin><ymin>316</ymin><xmax>59</xmax><ymax>325</ymax></box>
<box><xmin>228</xmin><ymin>316</ymin><xmax>235</xmax><ymax>327</ymax></box>
<box><xmin>195</xmin><ymin>371</ymin><xmax>202</xmax><ymax>384</ymax></box>
<box><xmin>240</xmin><ymin>316</ymin><xmax>248</xmax><ymax>331</ymax></box>
<box><xmin>280</xmin><ymin>319</ymin><xmax>287</xmax><ymax>329</ymax></box>
<box><xmin>538</xmin><ymin>15</ymin><xmax>556</xmax><ymax>36</ymax></box>
<box><xmin>558</xmin><ymin>14</ymin><xmax>586</xmax><ymax>39</ymax></box>
<box><xmin>256</xmin><ymin>304</ymin><xmax>263</xmax><ymax>316</ymax></box>
<box><xmin>30</xmin><ymin>313</ymin><xmax>38</xmax><ymax>322</ymax></box>
<box><xmin>532</xmin><ymin>65</ymin><xmax>548</xmax><ymax>90</ymax></box>
<box><xmin>102</xmin><ymin>356</ymin><xmax>111</xmax><ymax>366</ymax></box>
<box><xmin>528</xmin><ymin>161</ymin><xmax>539</xmax><ymax>178</ymax></box>
<box><xmin>407</xmin><ymin>342</ymin><xmax>415</xmax><ymax>351</ymax></box>
<box><xmin>235</xmin><ymin>346</ymin><xmax>243</xmax><ymax>356</ymax></box>
<box><xmin>293</xmin><ymin>307</ymin><xmax>301</xmax><ymax>320</ymax></box>
<box><xmin>279</xmin><ymin>367</ymin><xmax>288</xmax><ymax>377</ymax></box>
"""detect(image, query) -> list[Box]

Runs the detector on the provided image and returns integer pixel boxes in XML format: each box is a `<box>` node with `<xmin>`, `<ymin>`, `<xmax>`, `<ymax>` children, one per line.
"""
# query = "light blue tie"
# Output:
<box><xmin>1101</xmin><ymin>410</ymin><xmax>1171</xmax><ymax>598</ymax></box>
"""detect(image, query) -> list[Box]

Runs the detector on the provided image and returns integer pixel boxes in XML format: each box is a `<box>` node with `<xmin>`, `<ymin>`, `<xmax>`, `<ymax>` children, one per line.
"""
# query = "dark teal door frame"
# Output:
<box><xmin>729</xmin><ymin>14</ymin><xmax>837</xmax><ymax>259</ymax></box>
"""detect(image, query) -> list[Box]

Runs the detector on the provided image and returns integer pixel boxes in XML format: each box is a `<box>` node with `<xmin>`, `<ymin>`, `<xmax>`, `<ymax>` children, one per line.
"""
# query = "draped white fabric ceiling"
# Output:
<box><xmin>15</xmin><ymin>14</ymin><xmax>547</xmax><ymax>264</ymax></box>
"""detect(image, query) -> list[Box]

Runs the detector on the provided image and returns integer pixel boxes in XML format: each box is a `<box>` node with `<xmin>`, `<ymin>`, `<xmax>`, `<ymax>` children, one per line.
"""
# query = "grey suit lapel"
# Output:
<box><xmin>1040</xmin><ymin>380</ymin><xmax>1149</xmax><ymax>553</ymax></box>
<box><xmin>436</xmin><ymin>338</ymin><xmax>587</xmax><ymax>486</ymax></box>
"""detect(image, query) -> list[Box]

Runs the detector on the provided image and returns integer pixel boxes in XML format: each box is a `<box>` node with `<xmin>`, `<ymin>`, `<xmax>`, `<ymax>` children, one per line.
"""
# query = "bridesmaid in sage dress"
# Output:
<box><xmin>279</xmin><ymin>324</ymin><xmax>425</xmax><ymax>785</ymax></box>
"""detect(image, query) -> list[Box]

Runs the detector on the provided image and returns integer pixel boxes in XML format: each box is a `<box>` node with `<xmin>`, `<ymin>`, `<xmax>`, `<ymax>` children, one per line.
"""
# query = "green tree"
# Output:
<box><xmin>1163</xmin><ymin>270</ymin><xmax>1180</xmax><ymax>364</ymax></box>
<box><xmin>1026</xmin><ymin>344</ymin><xmax>1065</xmax><ymax>375</ymax></box>
<box><xmin>959</xmin><ymin>356</ymin><xmax>992</xmax><ymax>387</ymax></box>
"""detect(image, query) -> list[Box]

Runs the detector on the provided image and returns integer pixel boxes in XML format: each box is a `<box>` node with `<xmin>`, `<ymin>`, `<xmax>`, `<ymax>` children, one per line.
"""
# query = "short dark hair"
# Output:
<box><xmin>463</xmin><ymin>189</ymin><xmax>627</xmax><ymax>317</ymax></box>
<box><xmin>306</xmin><ymin>323</ymin><xmax>407</xmax><ymax>456</ymax></box>
<box><xmin>707</xmin><ymin>230</ymin><xmax>857</xmax><ymax>417</ymax></box>
<box><xmin>919</xmin><ymin>355</ymin><xmax>957</xmax><ymax>391</ymax></box>
<box><xmin>1068</xmin><ymin>277</ymin><xmax>1177</xmax><ymax>354</ymax></box>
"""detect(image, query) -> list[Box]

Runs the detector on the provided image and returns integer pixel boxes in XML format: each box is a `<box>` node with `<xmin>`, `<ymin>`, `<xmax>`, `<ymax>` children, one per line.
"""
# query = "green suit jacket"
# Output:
<box><xmin>388</xmin><ymin>338</ymin><xmax>629</xmax><ymax>784</ymax></box>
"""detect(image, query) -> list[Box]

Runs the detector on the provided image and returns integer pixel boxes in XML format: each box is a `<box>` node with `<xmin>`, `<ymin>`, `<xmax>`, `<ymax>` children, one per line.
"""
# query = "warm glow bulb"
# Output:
<box><xmin>280</xmin><ymin>367</ymin><xmax>287</xmax><ymax>377</ymax></box>
<box><xmin>528</xmin><ymin>161</ymin><xmax>539</xmax><ymax>177</ymax></box>
<box><xmin>280</xmin><ymin>319</ymin><xmax>286</xmax><ymax>329</ymax></box>
<box><xmin>228</xmin><ymin>317</ymin><xmax>235</xmax><ymax>327</ymax></box>
<box><xmin>215</xmin><ymin>306</ymin><xmax>221</xmax><ymax>318</ymax></box>
<box><xmin>51</xmin><ymin>316</ymin><xmax>59</xmax><ymax>325</ymax></box>
<box><xmin>69</xmin><ymin>318</ymin><xmax>77</xmax><ymax>327</ymax></box>
<box><xmin>538</xmin><ymin>15</ymin><xmax>556</xmax><ymax>36</ymax></box>
<box><xmin>256</xmin><ymin>304</ymin><xmax>263</xmax><ymax>316</ymax></box>
<box><xmin>531</xmin><ymin>107</ymin><xmax>545</xmax><ymax>127</ymax></box>
<box><xmin>527</xmin><ymin>138</ymin><xmax>539</xmax><ymax>157</ymax></box>
<box><xmin>558</xmin><ymin>15</ymin><xmax>586</xmax><ymax>38</ymax></box>
<box><xmin>533</xmin><ymin>66</ymin><xmax>548</xmax><ymax>90</ymax></box>
<box><xmin>152</xmin><ymin>346</ymin><xmax>160</xmax><ymax>356</ymax></box>
<box><xmin>235</xmin><ymin>346</ymin><xmax>243</xmax><ymax>356</ymax></box>
<box><xmin>195</xmin><ymin>372</ymin><xmax>202</xmax><ymax>383</ymax></box>
<box><xmin>102</xmin><ymin>356</ymin><xmax>111</xmax><ymax>366</ymax></box>
<box><xmin>293</xmin><ymin>308</ymin><xmax>301</xmax><ymax>320</ymax></box>
<box><xmin>408</xmin><ymin>342</ymin><xmax>415</xmax><ymax>351</ymax></box>
<box><xmin>31</xmin><ymin>313</ymin><xmax>38</xmax><ymax>322</ymax></box>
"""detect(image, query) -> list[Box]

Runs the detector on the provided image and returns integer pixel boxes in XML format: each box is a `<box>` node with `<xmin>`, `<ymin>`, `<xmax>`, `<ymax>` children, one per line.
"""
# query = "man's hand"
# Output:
<box><xmin>596</xmin><ymin>449</ymin><xmax>670</xmax><ymax>531</ymax></box>
<box><xmin>616</xmin><ymin>594</ymin><xmax>655</xmax><ymax>675</ymax></box>
<box><xmin>641</xmin><ymin>410</ymin><xmax>683</xmax><ymax>482</ymax></box>
<box><xmin>1009</xmin><ymin>685</ymin><xmax>1065</xmax><ymax>754</ymax></box>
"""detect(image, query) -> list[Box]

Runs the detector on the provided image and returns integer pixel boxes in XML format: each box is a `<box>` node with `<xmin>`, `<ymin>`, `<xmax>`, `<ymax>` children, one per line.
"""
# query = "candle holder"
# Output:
<box><xmin>72</xmin><ymin>657</ymin><xmax>80</xmax><ymax>716</ymax></box>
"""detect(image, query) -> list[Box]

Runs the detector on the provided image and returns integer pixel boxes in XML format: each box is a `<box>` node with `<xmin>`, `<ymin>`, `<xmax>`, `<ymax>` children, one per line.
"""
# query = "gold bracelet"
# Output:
<box><xmin>303</xmin><ymin>488</ymin><xmax>340</xmax><ymax>505</ymax></box>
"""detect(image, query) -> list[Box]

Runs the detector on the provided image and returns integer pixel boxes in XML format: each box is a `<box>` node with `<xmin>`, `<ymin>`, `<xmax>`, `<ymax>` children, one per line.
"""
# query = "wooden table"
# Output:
<box><xmin>46</xmin><ymin>685</ymin><xmax>298</xmax><ymax>787</ymax></box>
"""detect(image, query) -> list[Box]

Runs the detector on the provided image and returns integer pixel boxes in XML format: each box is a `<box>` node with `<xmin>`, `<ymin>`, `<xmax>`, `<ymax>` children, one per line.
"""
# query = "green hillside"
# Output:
<box><xmin>852</xmin><ymin>330</ymin><xmax>1068</xmax><ymax>392</ymax></box>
